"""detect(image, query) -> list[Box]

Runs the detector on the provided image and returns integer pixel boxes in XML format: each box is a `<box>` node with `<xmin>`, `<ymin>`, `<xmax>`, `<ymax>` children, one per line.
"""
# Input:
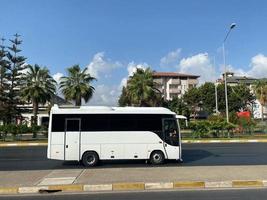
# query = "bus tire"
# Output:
<box><xmin>82</xmin><ymin>151</ymin><xmax>99</xmax><ymax>167</ymax></box>
<box><xmin>150</xmin><ymin>150</ymin><xmax>165</xmax><ymax>165</ymax></box>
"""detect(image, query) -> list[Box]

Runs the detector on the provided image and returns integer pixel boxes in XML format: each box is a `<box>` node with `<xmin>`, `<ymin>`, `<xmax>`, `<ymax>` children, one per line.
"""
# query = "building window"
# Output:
<box><xmin>169</xmin><ymin>84</ymin><xmax>179</xmax><ymax>89</ymax></box>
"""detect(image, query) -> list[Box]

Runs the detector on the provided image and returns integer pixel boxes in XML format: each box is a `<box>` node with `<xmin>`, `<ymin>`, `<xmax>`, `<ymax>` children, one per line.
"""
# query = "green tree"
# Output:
<box><xmin>183</xmin><ymin>87</ymin><xmax>201</xmax><ymax>119</ymax></box>
<box><xmin>59</xmin><ymin>65</ymin><xmax>96</xmax><ymax>106</ymax></box>
<box><xmin>118</xmin><ymin>86</ymin><xmax>131</xmax><ymax>106</ymax></box>
<box><xmin>0</xmin><ymin>38</ymin><xmax>9</xmax><ymax>124</ymax></box>
<box><xmin>21</xmin><ymin>64</ymin><xmax>56</xmax><ymax>126</ymax></box>
<box><xmin>124</xmin><ymin>68</ymin><xmax>161</xmax><ymax>106</ymax></box>
<box><xmin>253</xmin><ymin>80</ymin><xmax>267</xmax><ymax>121</ymax></box>
<box><xmin>199</xmin><ymin>82</ymin><xmax>216</xmax><ymax>114</ymax></box>
<box><xmin>183</xmin><ymin>83</ymin><xmax>254</xmax><ymax>121</ymax></box>
<box><xmin>6</xmin><ymin>34</ymin><xmax>27</xmax><ymax>123</ymax></box>
<box><xmin>228</xmin><ymin>84</ymin><xmax>255</xmax><ymax>112</ymax></box>
<box><xmin>163</xmin><ymin>97</ymin><xmax>190</xmax><ymax>119</ymax></box>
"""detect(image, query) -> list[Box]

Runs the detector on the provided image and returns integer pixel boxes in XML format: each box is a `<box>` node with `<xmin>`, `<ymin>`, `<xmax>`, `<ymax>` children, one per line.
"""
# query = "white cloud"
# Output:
<box><xmin>119</xmin><ymin>77</ymin><xmax>128</xmax><ymax>89</ymax></box>
<box><xmin>86</xmin><ymin>52</ymin><xmax>122</xmax><ymax>78</ymax></box>
<box><xmin>53</xmin><ymin>72</ymin><xmax>63</xmax><ymax>83</ymax></box>
<box><xmin>247</xmin><ymin>54</ymin><xmax>267</xmax><ymax>78</ymax></box>
<box><xmin>160</xmin><ymin>49</ymin><xmax>181</xmax><ymax>68</ymax></box>
<box><xmin>119</xmin><ymin>61</ymin><xmax>150</xmax><ymax>88</ymax></box>
<box><xmin>218</xmin><ymin>64</ymin><xmax>247</xmax><ymax>77</ymax></box>
<box><xmin>87</xmin><ymin>84</ymin><xmax>121</xmax><ymax>106</ymax></box>
<box><xmin>179</xmin><ymin>53</ymin><xmax>216</xmax><ymax>83</ymax></box>
<box><xmin>218</xmin><ymin>54</ymin><xmax>267</xmax><ymax>79</ymax></box>
<box><xmin>126</xmin><ymin>61</ymin><xmax>149</xmax><ymax>76</ymax></box>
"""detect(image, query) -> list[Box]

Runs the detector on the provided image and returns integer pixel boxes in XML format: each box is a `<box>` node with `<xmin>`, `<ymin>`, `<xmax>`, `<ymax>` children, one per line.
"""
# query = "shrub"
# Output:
<box><xmin>189</xmin><ymin>116</ymin><xmax>237</xmax><ymax>138</ymax></box>
<box><xmin>0</xmin><ymin>124</ymin><xmax>45</xmax><ymax>140</ymax></box>
<box><xmin>189</xmin><ymin>121</ymin><xmax>211</xmax><ymax>138</ymax></box>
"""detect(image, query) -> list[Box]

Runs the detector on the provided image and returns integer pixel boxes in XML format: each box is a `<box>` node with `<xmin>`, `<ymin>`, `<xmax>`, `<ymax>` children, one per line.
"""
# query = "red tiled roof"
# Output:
<box><xmin>152</xmin><ymin>72</ymin><xmax>200</xmax><ymax>78</ymax></box>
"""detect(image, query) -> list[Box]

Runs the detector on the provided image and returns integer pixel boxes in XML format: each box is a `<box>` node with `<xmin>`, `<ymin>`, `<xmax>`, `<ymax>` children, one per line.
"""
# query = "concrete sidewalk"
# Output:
<box><xmin>1</xmin><ymin>165</ymin><xmax>267</xmax><ymax>194</ymax></box>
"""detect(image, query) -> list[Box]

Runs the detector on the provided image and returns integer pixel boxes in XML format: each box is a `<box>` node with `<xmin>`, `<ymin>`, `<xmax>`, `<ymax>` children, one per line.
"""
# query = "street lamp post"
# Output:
<box><xmin>223</xmin><ymin>23</ymin><xmax>236</xmax><ymax>123</ymax></box>
<box><xmin>212</xmin><ymin>56</ymin><xmax>219</xmax><ymax>114</ymax></box>
<box><xmin>215</xmin><ymin>80</ymin><xmax>219</xmax><ymax>114</ymax></box>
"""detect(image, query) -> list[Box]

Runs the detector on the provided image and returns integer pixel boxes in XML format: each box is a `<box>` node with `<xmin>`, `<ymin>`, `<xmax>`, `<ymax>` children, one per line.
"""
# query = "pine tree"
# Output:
<box><xmin>0</xmin><ymin>38</ymin><xmax>9</xmax><ymax>124</ymax></box>
<box><xmin>6</xmin><ymin>34</ymin><xmax>27</xmax><ymax>123</ymax></box>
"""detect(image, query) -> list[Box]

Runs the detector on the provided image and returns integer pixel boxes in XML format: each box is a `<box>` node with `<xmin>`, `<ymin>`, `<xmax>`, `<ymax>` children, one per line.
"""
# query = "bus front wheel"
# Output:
<box><xmin>82</xmin><ymin>151</ymin><xmax>99</xmax><ymax>167</ymax></box>
<box><xmin>150</xmin><ymin>151</ymin><xmax>165</xmax><ymax>165</ymax></box>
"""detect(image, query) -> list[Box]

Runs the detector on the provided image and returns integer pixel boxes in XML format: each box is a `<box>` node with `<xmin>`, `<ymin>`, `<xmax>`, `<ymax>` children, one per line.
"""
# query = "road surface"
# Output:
<box><xmin>0</xmin><ymin>143</ymin><xmax>267</xmax><ymax>171</ymax></box>
<box><xmin>1</xmin><ymin>189</ymin><xmax>267</xmax><ymax>200</ymax></box>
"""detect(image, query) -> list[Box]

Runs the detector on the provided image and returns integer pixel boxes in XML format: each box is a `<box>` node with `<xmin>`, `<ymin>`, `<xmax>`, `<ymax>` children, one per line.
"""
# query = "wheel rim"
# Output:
<box><xmin>153</xmin><ymin>153</ymin><xmax>162</xmax><ymax>163</ymax></box>
<box><xmin>86</xmin><ymin>155</ymin><xmax>95</xmax><ymax>165</ymax></box>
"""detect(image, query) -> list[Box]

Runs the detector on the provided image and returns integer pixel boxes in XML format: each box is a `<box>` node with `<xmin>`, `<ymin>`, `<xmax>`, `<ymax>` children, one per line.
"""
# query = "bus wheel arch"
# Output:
<box><xmin>149</xmin><ymin>150</ymin><xmax>165</xmax><ymax>165</ymax></box>
<box><xmin>81</xmin><ymin>151</ymin><xmax>99</xmax><ymax>167</ymax></box>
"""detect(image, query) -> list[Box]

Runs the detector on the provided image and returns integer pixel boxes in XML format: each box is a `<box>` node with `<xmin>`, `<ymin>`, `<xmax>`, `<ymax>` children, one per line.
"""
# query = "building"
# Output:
<box><xmin>152</xmin><ymin>72</ymin><xmax>199</xmax><ymax>100</ymax></box>
<box><xmin>218</xmin><ymin>72</ymin><xmax>257</xmax><ymax>89</ymax></box>
<box><xmin>217</xmin><ymin>72</ymin><xmax>267</xmax><ymax>119</ymax></box>
<box><xmin>18</xmin><ymin>94</ymin><xmax>72</xmax><ymax>127</ymax></box>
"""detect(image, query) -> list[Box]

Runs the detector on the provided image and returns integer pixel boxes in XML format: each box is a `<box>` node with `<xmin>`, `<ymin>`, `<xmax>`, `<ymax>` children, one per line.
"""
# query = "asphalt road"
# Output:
<box><xmin>1</xmin><ymin>189</ymin><xmax>267</xmax><ymax>200</ymax></box>
<box><xmin>0</xmin><ymin>143</ymin><xmax>267</xmax><ymax>171</ymax></box>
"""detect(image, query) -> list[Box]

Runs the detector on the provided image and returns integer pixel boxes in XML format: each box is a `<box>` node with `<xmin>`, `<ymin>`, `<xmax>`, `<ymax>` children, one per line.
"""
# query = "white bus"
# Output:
<box><xmin>47</xmin><ymin>105</ymin><xmax>183</xmax><ymax>167</ymax></box>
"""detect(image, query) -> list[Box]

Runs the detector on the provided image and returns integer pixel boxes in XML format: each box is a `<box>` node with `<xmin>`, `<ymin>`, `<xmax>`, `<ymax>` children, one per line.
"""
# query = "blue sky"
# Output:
<box><xmin>1</xmin><ymin>0</ymin><xmax>267</xmax><ymax>105</ymax></box>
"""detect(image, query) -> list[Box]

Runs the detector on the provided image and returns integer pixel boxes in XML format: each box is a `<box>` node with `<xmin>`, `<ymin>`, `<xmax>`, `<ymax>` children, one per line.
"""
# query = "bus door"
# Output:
<box><xmin>162</xmin><ymin>118</ymin><xmax>180</xmax><ymax>160</ymax></box>
<box><xmin>64</xmin><ymin>118</ymin><xmax>81</xmax><ymax>161</ymax></box>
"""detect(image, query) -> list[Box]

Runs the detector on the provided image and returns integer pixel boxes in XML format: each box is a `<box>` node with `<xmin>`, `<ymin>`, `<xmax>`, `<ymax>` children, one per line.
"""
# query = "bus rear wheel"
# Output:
<box><xmin>82</xmin><ymin>151</ymin><xmax>99</xmax><ymax>167</ymax></box>
<box><xmin>150</xmin><ymin>151</ymin><xmax>165</xmax><ymax>165</ymax></box>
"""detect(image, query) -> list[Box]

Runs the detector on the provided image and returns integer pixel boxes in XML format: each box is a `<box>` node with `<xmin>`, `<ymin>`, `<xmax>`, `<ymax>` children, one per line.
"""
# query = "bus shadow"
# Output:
<box><xmin>61</xmin><ymin>149</ymin><xmax>214</xmax><ymax>169</ymax></box>
<box><xmin>181</xmin><ymin>149</ymin><xmax>213</xmax><ymax>165</ymax></box>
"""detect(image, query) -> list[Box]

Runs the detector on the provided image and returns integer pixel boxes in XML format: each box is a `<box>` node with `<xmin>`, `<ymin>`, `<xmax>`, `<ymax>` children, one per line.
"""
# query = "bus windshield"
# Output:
<box><xmin>163</xmin><ymin>119</ymin><xmax>179</xmax><ymax>146</ymax></box>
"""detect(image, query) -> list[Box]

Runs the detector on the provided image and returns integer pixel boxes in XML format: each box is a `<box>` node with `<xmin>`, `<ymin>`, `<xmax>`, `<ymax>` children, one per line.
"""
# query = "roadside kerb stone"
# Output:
<box><xmin>0</xmin><ymin>143</ymin><xmax>48</xmax><ymax>147</ymax></box>
<box><xmin>112</xmin><ymin>182</ymin><xmax>145</xmax><ymax>191</ymax></box>
<box><xmin>83</xmin><ymin>184</ymin><xmax>112</xmax><ymax>191</ymax></box>
<box><xmin>173</xmin><ymin>181</ymin><xmax>205</xmax><ymax>188</ymax></box>
<box><xmin>1</xmin><ymin>180</ymin><xmax>267</xmax><ymax>195</ymax></box>
<box><xmin>205</xmin><ymin>181</ymin><xmax>232</xmax><ymax>188</ymax></box>
<box><xmin>145</xmin><ymin>182</ymin><xmax>173</xmax><ymax>190</ymax></box>
<box><xmin>232</xmin><ymin>180</ymin><xmax>264</xmax><ymax>188</ymax></box>
<box><xmin>18</xmin><ymin>186</ymin><xmax>49</xmax><ymax>194</ymax></box>
<box><xmin>0</xmin><ymin>187</ymin><xmax>18</xmax><ymax>194</ymax></box>
<box><xmin>48</xmin><ymin>184</ymin><xmax>83</xmax><ymax>192</ymax></box>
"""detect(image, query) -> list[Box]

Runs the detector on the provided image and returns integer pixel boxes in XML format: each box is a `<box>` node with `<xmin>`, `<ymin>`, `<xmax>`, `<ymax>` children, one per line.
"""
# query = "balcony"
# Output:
<box><xmin>168</xmin><ymin>88</ymin><xmax>181</xmax><ymax>94</ymax></box>
<box><xmin>169</xmin><ymin>78</ymin><xmax>181</xmax><ymax>84</ymax></box>
<box><xmin>153</xmin><ymin>78</ymin><xmax>164</xmax><ymax>85</ymax></box>
<box><xmin>188</xmin><ymin>79</ymin><xmax>198</xmax><ymax>85</ymax></box>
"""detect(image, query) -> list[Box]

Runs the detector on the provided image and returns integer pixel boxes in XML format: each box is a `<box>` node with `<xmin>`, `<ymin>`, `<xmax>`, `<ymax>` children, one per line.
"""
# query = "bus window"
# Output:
<box><xmin>163</xmin><ymin>119</ymin><xmax>179</xmax><ymax>146</ymax></box>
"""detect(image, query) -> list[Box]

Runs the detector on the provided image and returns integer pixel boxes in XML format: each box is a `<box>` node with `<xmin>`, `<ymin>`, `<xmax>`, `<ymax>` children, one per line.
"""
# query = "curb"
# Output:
<box><xmin>1</xmin><ymin>180</ymin><xmax>267</xmax><ymax>195</ymax></box>
<box><xmin>182</xmin><ymin>139</ymin><xmax>267</xmax><ymax>143</ymax></box>
<box><xmin>0</xmin><ymin>143</ymin><xmax>48</xmax><ymax>147</ymax></box>
<box><xmin>1</xmin><ymin>139</ymin><xmax>267</xmax><ymax>147</ymax></box>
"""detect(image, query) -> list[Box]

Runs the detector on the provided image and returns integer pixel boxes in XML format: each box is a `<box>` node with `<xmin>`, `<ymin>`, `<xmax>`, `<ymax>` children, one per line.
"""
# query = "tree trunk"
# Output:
<box><xmin>261</xmin><ymin>103</ymin><xmax>264</xmax><ymax>121</ymax></box>
<box><xmin>32</xmin><ymin>99</ymin><xmax>38</xmax><ymax>139</ymax></box>
<box><xmin>76</xmin><ymin>97</ymin><xmax>81</xmax><ymax>106</ymax></box>
<box><xmin>261</xmin><ymin>87</ymin><xmax>264</xmax><ymax>121</ymax></box>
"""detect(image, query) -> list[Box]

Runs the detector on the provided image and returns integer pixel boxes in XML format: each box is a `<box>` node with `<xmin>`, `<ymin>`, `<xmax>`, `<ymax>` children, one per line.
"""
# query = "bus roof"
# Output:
<box><xmin>51</xmin><ymin>105</ymin><xmax>176</xmax><ymax>115</ymax></box>
<box><xmin>176</xmin><ymin>115</ymin><xmax>187</xmax><ymax>119</ymax></box>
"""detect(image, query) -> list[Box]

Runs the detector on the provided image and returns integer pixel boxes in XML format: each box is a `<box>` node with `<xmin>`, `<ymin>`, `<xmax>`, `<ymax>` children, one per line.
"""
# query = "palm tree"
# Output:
<box><xmin>59</xmin><ymin>65</ymin><xmax>96</xmax><ymax>106</ymax></box>
<box><xmin>127</xmin><ymin>68</ymin><xmax>160</xmax><ymax>106</ymax></box>
<box><xmin>21</xmin><ymin>64</ymin><xmax>56</xmax><ymax>126</ymax></box>
<box><xmin>253</xmin><ymin>80</ymin><xmax>267</xmax><ymax>120</ymax></box>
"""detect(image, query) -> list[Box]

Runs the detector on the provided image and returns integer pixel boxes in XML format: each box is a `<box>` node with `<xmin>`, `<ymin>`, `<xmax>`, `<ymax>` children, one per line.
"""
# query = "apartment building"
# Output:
<box><xmin>152</xmin><ymin>72</ymin><xmax>199</xmax><ymax>100</ymax></box>
<box><xmin>217</xmin><ymin>72</ymin><xmax>266</xmax><ymax>119</ymax></box>
<box><xmin>18</xmin><ymin>95</ymin><xmax>72</xmax><ymax>127</ymax></box>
